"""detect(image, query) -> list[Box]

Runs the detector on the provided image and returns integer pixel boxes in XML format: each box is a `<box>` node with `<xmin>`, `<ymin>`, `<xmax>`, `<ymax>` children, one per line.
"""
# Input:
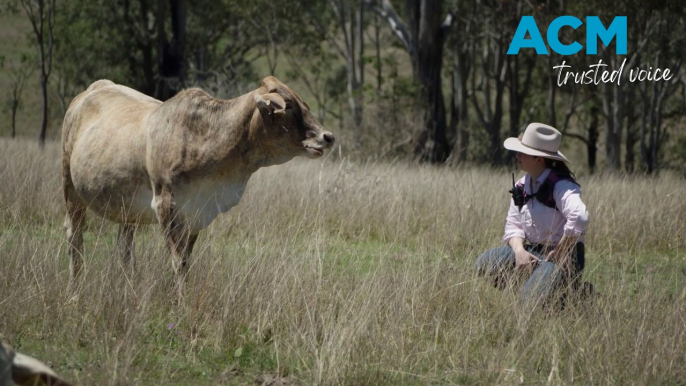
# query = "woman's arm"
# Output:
<box><xmin>503</xmin><ymin>195</ymin><xmax>539</xmax><ymax>267</ymax></box>
<box><xmin>548</xmin><ymin>181</ymin><xmax>589</xmax><ymax>264</ymax></box>
<box><xmin>503</xmin><ymin>197</ymin><xmax>526</xmax><ymax>243</ymax></box>
<box><xmin>555</xmin><ymin>180</ymin><xmax>589</xmax><ymax>238</ymax></box>
<box><xmin>547</xmin><ymin>234</ymin><xmax>579</xmax><ymax>264</ymax></box>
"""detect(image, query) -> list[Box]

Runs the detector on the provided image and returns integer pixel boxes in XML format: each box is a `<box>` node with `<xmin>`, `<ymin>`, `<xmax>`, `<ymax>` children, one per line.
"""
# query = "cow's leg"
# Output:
<box><xmin>117</xmin><ymin>223</ymin><xmax>137</xmax><ymax>271</ymax></box>
<box><xmin>152</xmin><ymin>185</ymin><xmax>197</xmax><ymax>300</ymax></box>
<box><xmin>64</xmin><ymin>184</ymin><xmax>87</xmax><ymax>284</ymax></box>
<box><xmin>187</xmin><ymin>233</ymin><xmax>199</xmax><ymax>259</ymax></box>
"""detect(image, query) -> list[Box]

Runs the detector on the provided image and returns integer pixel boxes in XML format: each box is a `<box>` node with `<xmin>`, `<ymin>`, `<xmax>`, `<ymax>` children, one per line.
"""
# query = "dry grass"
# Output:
<box><xmin>1</xmin><ymin>137</ymin><xmax>685</xmax><ymax>385</ymax></box>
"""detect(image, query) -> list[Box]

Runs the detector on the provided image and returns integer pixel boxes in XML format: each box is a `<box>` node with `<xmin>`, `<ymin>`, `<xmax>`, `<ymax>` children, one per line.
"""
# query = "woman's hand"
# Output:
<box><xmin>514</xmin><ymin>247</ymin><xmax>540</xmax><ymax>268</ymax></box>
<box><xmin>546</xmin><ymin>235</ymin><xmax>579</xmax><ymax>266</ymax></box>
<box><xmin>508</xmin><ymin>237</ymin><xmax>540</xmax><ymax>268</ymax></box>
<box><xmin>545</xmin><ymin>248</ymin><xmax>566</xmax><ymax>264</ymax></box>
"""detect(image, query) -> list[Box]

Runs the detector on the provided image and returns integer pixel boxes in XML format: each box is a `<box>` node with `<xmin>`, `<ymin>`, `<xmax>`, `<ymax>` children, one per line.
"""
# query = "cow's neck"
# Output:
<box><xmin>240</xmin><ymin>93</ymin><xmax>296</xmax><ymax>170</ymax></box>
<box><xmin>209</xmin><ymin>92</ymin><xmax>292</xmax><ymax>176</ymax></box>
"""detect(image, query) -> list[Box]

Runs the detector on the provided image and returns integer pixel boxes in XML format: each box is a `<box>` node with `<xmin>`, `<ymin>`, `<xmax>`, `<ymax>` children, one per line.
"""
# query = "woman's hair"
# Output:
<box><xmin>543</xmin><ymin>158</ymin><xmax>579</xmax><ymax>185</ymax></box>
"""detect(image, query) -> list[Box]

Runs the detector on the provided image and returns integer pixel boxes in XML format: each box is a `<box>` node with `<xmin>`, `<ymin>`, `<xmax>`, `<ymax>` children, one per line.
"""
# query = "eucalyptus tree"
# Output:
<box><xmin>366</xmin><ymin>0</ymin><xmax>454</xmax><ymax>162</ymax></box>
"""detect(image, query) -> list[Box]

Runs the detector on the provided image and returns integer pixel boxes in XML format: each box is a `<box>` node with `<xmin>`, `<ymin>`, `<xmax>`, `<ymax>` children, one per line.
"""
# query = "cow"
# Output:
<box><xmin>1</xmin><ymin>339</ymin><xmax>72</xmax><ymax>386</ymax></box>
<box><xmin>61</xmin><ymin>76</ymin><xmax>334</xmax><ymax>297</ymax></box>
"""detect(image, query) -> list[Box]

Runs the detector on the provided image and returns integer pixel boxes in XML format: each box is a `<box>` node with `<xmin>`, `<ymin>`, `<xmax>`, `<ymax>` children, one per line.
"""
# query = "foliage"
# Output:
<box><xmin>1</xmin><ymin>0</ymin><xmax>685</xmax><ymax>173</ymax></box>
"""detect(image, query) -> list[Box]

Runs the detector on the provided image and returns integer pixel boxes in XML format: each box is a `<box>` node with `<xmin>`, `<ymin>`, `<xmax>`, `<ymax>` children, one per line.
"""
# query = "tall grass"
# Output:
<box><xmin>1</xmin><ymin>138</ymin><xmax>684</xmax><ymax>385</ymax></box>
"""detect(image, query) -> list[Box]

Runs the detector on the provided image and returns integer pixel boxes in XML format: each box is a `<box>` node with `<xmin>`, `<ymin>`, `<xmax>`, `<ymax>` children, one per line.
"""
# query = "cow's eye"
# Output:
<box><xmin>285</xmin><ymin>103</ymin><xmax>293</xmax><ymax>110</ymax></box>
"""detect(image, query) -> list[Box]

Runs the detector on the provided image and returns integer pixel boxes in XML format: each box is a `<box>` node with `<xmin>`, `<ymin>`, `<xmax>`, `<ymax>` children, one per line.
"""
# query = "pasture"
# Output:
<box><xmin>1</xmin><ymin>138</ymin><xmax>685</xmax><ymax>385</ymax></box>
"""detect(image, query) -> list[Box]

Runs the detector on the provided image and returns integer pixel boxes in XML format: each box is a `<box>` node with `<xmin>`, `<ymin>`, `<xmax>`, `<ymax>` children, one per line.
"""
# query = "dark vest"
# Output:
<box><xmin>514</xmin><ymin>172</ymin><xmax>577</xmax><ymax>211</ymax></box>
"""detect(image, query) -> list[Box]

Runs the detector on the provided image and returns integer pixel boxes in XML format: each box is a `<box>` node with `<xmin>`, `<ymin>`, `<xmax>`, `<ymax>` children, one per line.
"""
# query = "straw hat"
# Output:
<box><xmin>503</xmin><ymin>123</ymin><xmax>569</xmax><ymax>163</ymax></box>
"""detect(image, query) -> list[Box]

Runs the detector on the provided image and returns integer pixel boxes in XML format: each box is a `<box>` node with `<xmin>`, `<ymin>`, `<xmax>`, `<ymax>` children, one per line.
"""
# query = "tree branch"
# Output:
<box><xmin>305</xmin><ymin>8</ymin><xmax>346</xmax><ymax>58</ymax></box>
<box><xmin>564</xmin><ymin>132</ymin><xmax>589</xmax><ymax>145</ymax></box>
<box><xmin>362</xmin><ymin>0</ymin><xmax>413</xmax><ymax>55</ymax></box>
<box><xmin>20</xmin><ymin>0</ymin><xmax>40</xmax><ymax>38</ymax></box>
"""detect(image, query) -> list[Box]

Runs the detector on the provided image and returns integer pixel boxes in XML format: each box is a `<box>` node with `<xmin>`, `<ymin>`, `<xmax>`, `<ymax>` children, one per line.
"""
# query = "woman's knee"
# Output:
<box><xmin>475</xmin><ymin>246</ymin><xmax>515</xmax><ymax>276</ymax></box>
<box><xmin>520</xmin><ymin>261</ymin><xmax>566</xmax><ymax>309</ymax></box>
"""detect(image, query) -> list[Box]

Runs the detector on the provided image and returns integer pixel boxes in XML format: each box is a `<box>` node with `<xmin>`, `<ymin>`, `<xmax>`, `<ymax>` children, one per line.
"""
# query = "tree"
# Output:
<box><xmin>448</xmin><ymin>4</ymin><xmax>473</xmax><ymax>163</ymax></box>
<box><xmin>601</xmin><ymin>57</ymin><xmax>623</xmax><ymax>170</ymax></box>
<box><xmin>505</xmin><ymin>1</ymin><xmax>536</xmax><ymax>145</ymax></box>
<box><xmin>636</xmin><ymin>10</ymin><xmax>684</xmax><ymax>174</ymax></box>
<box><xmin>54</xmin><ymin>0</ymin><xmax>266</xmax><ymax>102</ymax></box>
<box><xmin>470</xmin><ymin>1</ymin><xmax>507</xmax><ymax>165</ymax></box>
<box><xmin>307</xmin><ymin>0</ymin><xmax>365</xmax><ymax>144</ymax></box>
<box><xmin>20</xmin><ymin>0</ymin><xmax>56</xmax><ymax>146</ymax></box>
<box><xmin>4</xmin><ymin>55</ymin><xmax>32</xmax><ymax>138</ymax></box>
<box><xmin>156</xmin><ymin>0</ymin><xmax>186</xmax><ymax>100</ymax></box>
<box><xmin>365</xmin><ymin>0</ymin><xmax>454</xmax><ymax>162</ymax></box>
<box><xmin>446</xmin><ymin>0</ymin><xmax>481</xmax><ymax>164</ymax></box>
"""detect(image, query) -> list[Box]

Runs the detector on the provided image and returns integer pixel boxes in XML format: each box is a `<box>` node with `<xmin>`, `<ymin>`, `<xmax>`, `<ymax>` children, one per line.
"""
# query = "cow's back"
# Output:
<box><xmin>62</xmin><ymin>80</ymin><xmax>162</xmax><ymax>223</ymax></box>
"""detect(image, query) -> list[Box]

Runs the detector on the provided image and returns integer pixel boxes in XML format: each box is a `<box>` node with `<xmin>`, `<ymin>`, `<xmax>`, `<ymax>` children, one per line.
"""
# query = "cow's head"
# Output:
<box><xmin>254</xmin><ymin>76</ymin><xmax>335</xmax><ymax>159</ymax></box>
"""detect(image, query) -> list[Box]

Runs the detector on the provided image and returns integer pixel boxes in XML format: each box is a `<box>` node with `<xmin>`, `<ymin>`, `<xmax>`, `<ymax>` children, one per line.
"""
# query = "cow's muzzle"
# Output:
<box><xmin>304</xmin><ymin>130</ymin><xmax>335</xmax><ymax>158</ymax></box>
<box><xmin>321</xmin><ymin>131</ymin><xmax>335</xmax><ymax>147</ymax></box>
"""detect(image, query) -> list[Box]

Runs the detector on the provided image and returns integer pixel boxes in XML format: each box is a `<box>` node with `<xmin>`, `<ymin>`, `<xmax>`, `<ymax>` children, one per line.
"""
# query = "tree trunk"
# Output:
<box><xmin>367</xmin><ymin>0</ymin><xmax>452</xmax><ymax>162</ymax></box>
<box><xmin>122</xmin><ymin>0</ymin><xmax>155</xmax><ymax>95</ymax></box>
<box><xmin>507</xmin><ymin>56</ymin><xmax>522</xmax><ymax>165</ymax></box>
<box><xmin>156</xmin><ymin>0</ymin><xmax>186</xmax><ymax>100</ymax></box>
<box><xmin>547</xmin><ymin>54</ymin><xmax>557</xmax><ymax>128</ymax></box>
<box><xmin>39</xmin><ymin>0</ymin><xmax>55</xmax><ymax>147</ymax></box>
<box><xmin>11</xmin><ymin>100</ymin><xmax>18</xmax><ymax>138</ymax></box>
<box><xmin>588</xmin><ymin>105</ymin><xmax>599</xmax><ymax>174</ymax></box>
<box><xmin>412</xmin><ymin>0</ymin><xmax>450</xmax><ymax>162</ymax></box>
<box><xmin>22</xmin><ymin>0</ymin><xmax>55</xmax><ymax>147</ymax></box>
<box><xmin>508</xmin><ymin>56</ymin><xmax>521</xmax><ymax>139</ymax></box>
<box><xmin>346</xmin><ymin>0</ymin><xmax>363</xmax><ymax>129</ymax></box>
<box><xmin>454</xmin><ymin>55</ymin><xmax>470</xmax><ymax>163</ymax></box>
<box><xmin>38</xmin><ymin>75</ymin><xmax>48</xmax><ymax>146</ymax></box>
<box><xmin>602</xmin><ymin>85</ymin><xmax>622</xmax><ymax>170</ymax></box>
<box><xmin>374</xmin><ymin>13</ymin><xmax>382</xmax><ymax>92</ymax></box>
<box><xmin>639</xmin><ymin>81</ymin><xmax>650</xmax><ymax>173</ymax></box>
<box><xmin>449</xmin><ymin>70</ymin><xmax>457</xmax><ymax>158</ymax></box>
<box><xmin>450</xmin><ymin>47</ymin><xmax>470</xmax><ymax>164</ymax></box>
<box><xmin>602</xmin><ymin>54</ymin><xmax>623</xmax><ymax>171</ymax></box>
<box><xmin>356</xmin><ymin>1</ymin><xmax>364</xmax><ymax>104</ymax></box>
<box><xmin>648</xmin><ymin>82</ymin><xmax>657</xmax><ymax>173</ymax></box>
<box><xmin>331</xmin><ymin>0</ymin><xmax>364</xmax><ymax>144</ymax></box>
<box><xmin>624</xmin><ymin>87</ymin><xmax>637</xmax><ymax>173</ymax></box>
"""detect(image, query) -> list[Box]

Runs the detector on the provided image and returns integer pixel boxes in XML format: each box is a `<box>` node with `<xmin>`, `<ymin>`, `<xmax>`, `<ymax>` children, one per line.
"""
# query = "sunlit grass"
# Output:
<box><xmin>1</xmin><ymin>138</ymin><xmax>685</xmax><ymax>385</ymax></box>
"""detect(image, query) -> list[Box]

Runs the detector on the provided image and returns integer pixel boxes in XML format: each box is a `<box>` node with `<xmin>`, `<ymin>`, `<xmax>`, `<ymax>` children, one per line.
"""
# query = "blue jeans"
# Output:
<box><xmin>475</xmin><ymin>243</ymin><xmax>585</xmax><ymax>309</ymax></box>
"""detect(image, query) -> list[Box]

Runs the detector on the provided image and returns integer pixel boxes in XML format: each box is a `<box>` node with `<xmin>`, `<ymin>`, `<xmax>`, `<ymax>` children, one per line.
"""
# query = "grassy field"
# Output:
<box><xmin>1</xmin><ymin>137</ymin><xmax>685</xmax><ymax>385</ymax></box>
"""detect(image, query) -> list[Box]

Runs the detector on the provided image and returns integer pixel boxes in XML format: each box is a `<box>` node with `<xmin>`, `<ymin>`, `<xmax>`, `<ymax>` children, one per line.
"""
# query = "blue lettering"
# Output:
<box><xmin>507</xmin><ymin>16</ymin><xmax>548</xmax><ymax>55</ymax></box>
<box><xmin>587</xmin><ymin>16</ymin><xmax>627</xmax><ymax>55</ymax></box>
<box><xmin>547</xmin><ymin>16</ymin><xmax>583</xmax><ymax>55</ymax></box>
<box><xmin>508</xmin><ymin>16</ymin><xmax>628</xmax><ymax>55</ymax></box>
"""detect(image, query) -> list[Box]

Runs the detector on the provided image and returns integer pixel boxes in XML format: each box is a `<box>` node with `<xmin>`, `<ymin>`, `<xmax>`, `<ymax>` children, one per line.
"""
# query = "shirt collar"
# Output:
<box><xmin>526</xmin><ymin>168</ymin><xmax>552</xmax><ymax>193</ymax></box>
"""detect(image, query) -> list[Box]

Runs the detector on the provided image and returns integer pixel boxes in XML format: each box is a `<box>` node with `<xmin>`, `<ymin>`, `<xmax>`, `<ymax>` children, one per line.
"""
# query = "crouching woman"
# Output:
<box><xmin>475</xmin><ymin>123</ymin><xmax>590</xmax><ymax>309</ymax></box>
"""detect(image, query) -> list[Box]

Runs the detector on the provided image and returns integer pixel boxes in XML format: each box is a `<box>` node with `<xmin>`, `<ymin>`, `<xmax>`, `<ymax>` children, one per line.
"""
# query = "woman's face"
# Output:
<box><xmin>516</xmin><ymin>152</ymin><xmax>544</xmax><ymax>173</ymax></box>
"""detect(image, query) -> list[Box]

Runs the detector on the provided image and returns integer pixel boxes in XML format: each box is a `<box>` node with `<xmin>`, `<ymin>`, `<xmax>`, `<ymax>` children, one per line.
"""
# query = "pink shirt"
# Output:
<box><xmin>503</xmin><ymin>169</ymin><xmax>589</xmax><ymax>247</ymax></box>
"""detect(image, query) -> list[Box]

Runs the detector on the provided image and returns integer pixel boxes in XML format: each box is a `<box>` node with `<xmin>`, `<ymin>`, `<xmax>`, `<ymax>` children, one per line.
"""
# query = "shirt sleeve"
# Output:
<box><xmin>503</xmin><ymin>198</ymin><xmax>526</xmax><ymax>243</ymax></box>
<box><xmin>554</xmin><ymin>180</ymin><xmax>590</xmax><ymax>237</ymax></box>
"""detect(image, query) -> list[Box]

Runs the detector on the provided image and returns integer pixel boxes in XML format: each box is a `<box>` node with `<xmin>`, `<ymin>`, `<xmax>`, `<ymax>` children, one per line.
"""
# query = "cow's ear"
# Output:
<box><xmin>255</xmin><ymin>92</ymin><xmax>286</xmax><ymax>116</ymax></box>
<box><xmin>261</xmin><ymin>76</ymin><xmax>281</xmax><ymax>93</ymax></box>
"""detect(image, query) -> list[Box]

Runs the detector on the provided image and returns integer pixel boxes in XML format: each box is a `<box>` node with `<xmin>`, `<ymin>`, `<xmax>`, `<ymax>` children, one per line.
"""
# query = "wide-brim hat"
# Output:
<box><xmin>503</xmin><ymin>123</ymin><xmax>570</xmax><ymax>163</ymax></box>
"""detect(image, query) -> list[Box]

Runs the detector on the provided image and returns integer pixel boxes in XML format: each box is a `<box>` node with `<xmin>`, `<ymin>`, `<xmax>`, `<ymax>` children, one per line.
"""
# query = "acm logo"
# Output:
<box><xmin>507</xmin><ymin>16</ymin><xmax>627</xmax><ymax>55</ymax></box>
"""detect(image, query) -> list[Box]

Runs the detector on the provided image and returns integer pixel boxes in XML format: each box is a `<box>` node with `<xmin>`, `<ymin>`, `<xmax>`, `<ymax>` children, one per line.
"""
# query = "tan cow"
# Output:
<box><xmin>1</xmin><ymin>339</ymin><xmax>71</xmax><ymax>386</ymax></box>
<box><xmin>62</xmin><ymin>76</ymin><xmax>334</xmax><ymax>295</ymax></box>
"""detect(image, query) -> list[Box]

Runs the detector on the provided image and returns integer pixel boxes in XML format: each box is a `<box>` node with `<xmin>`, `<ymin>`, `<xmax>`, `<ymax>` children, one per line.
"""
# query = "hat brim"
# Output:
<box><xmin>504</xmin><ymin>137</ymin><xmax>570</xmax><ymax>163</ymax></box>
